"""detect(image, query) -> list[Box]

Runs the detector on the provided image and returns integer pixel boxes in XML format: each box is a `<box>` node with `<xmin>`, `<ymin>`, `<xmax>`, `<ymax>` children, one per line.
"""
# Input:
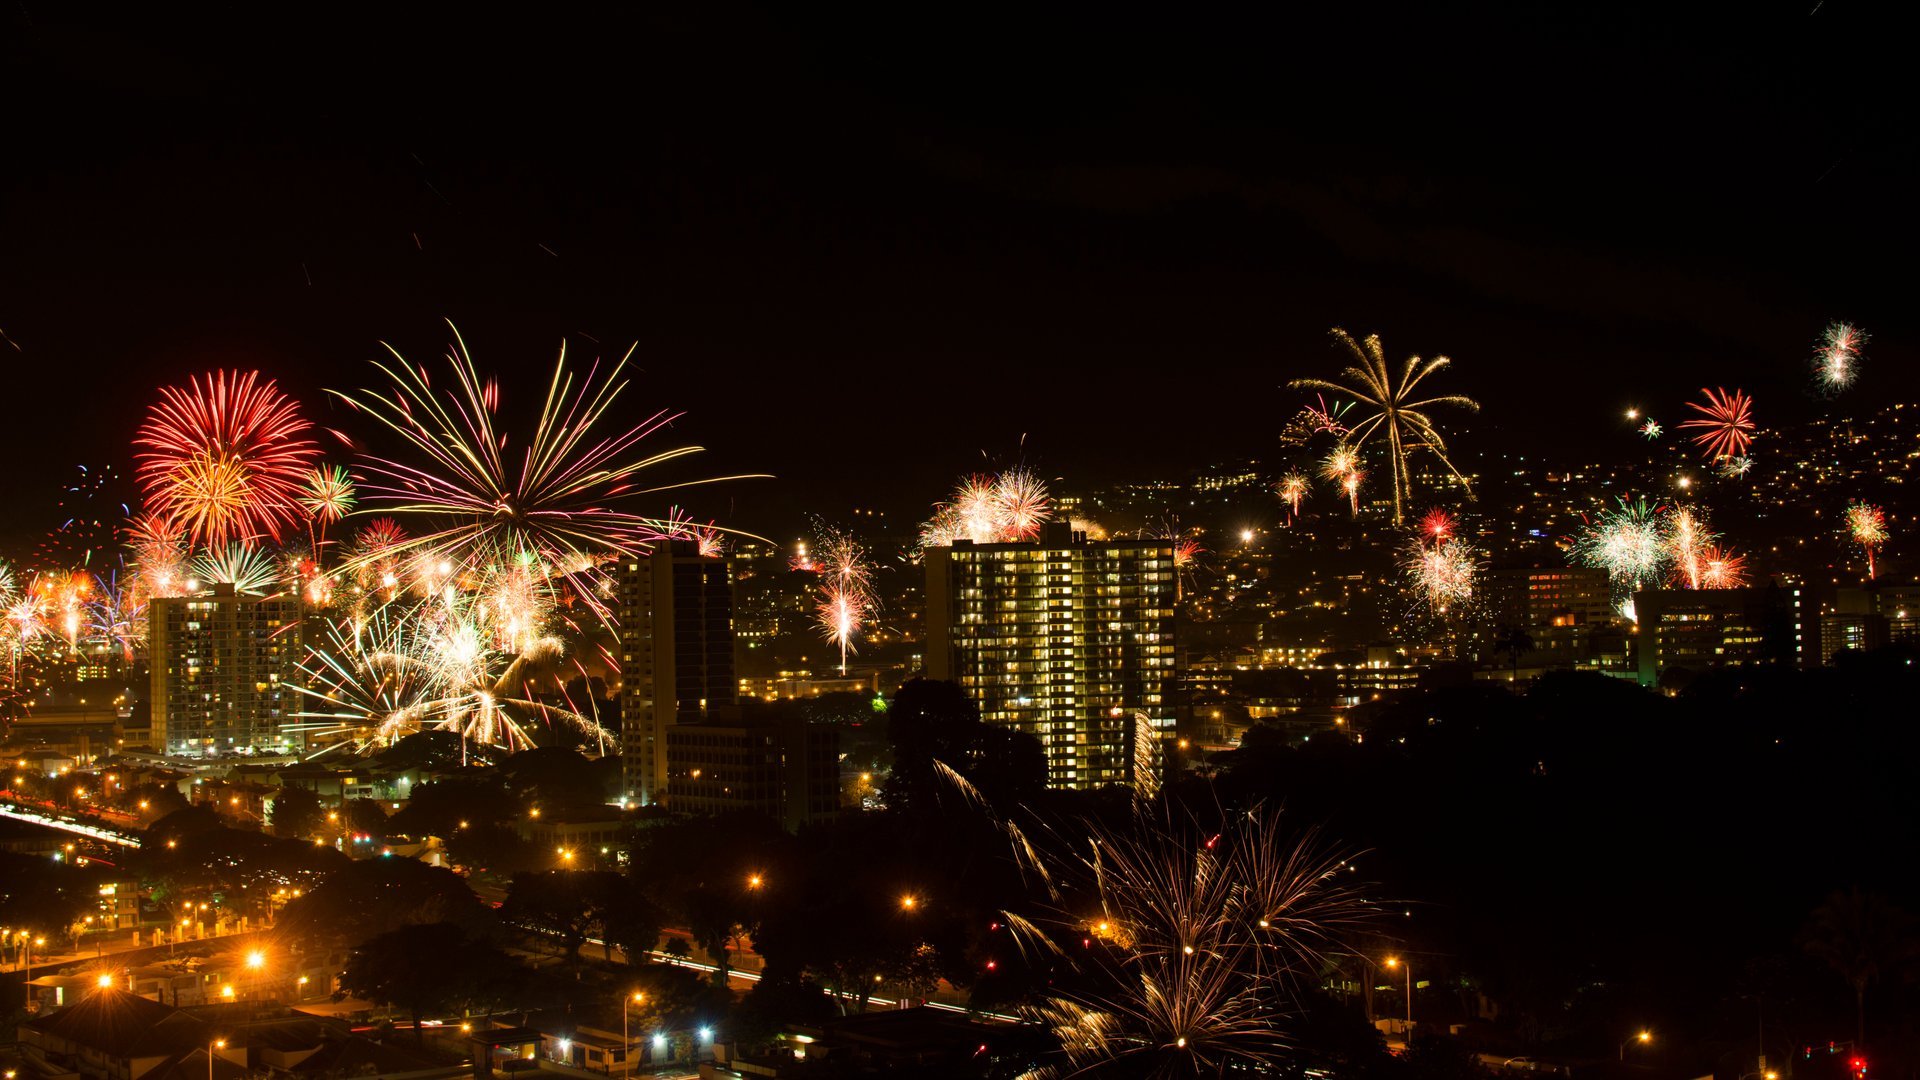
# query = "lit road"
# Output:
<box><xmin>0</xmin><ymin>799</ymin><xmax>143</xmax><ymax>847</ymax></box>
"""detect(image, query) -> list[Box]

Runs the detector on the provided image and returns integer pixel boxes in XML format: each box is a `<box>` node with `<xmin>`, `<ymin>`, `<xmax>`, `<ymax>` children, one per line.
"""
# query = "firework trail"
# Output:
<box><xmin>1679</xmin><ymin>387</ymin><xmax>1755</xmax><ymax>460</ymax></box>
<box><xmin>1815</xmin><ymin>322</ymin><xmax>1867</xmax><ymax>392</ymax></box>
<box><xmin>135</xmin><ymin>370</ymin><xmax>320</xmax><ymax>547</ymax></box>
<box><xmin>1571</xmin><ymin>497</ymin><xmax>1670</xmax><ymax>618</ymax></box>
<box><xmin>1846</xmin><ymin>502</ymin><xmax>1887</xmax><ymax>579</ymax></box>
<box><xmin>1342</xmin><ymin>471</ymin><xmax>1364</xmax><ymax>516</ymax></box>
<box><xmin>332</xmin><ymin>323</ymin><xmax>761</xmax><ymax>619</ymax></box>
<box><xmin>1291</xmin><ymin>328</ymin><xmax>1479</xmax><ymax>524</ymax></box>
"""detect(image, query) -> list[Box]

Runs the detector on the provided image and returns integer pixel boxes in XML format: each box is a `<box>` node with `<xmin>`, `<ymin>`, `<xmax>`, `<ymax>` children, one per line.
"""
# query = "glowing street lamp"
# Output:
<box><xmin>622</xmin><ymin>991</ymin><xmax>646</xmax><ymax>1060</ymax></box>
<box><xmin>1384</xmin><ymin>956</ymin><xmax>1412</xmax><ymax>1032</ymax></box>
<box><xmin>1621</xmin><ymin>1030</ymin><xmax>1653</xmax><ymax>1061</ymax></box>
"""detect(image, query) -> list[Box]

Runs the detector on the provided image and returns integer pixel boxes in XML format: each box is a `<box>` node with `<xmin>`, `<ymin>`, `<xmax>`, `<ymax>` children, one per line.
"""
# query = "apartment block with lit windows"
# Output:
<box><xmin>148</xmin><ymin>583</ymin><xmax>302</xmax><ymax>756</ymax></box>
<box><xmin>924</xmin><ymin>524</ymin><xmax>1177</xmax><ymax>790</ymax></box>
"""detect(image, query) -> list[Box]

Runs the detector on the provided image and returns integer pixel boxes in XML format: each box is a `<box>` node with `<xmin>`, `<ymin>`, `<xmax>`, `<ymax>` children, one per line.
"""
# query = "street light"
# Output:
<box><xmin>747</xmin><ymin>874</ymin><xmax>763</xmax><ymax>890</ymax></box>
<box><xmin>1384</xmin><ymin>956</ymin><xmax>1412</xmax><ymax>1033</ymax></box>
<box><xmin>622</xmin><ymin>991</ymin><xmax>645</xmax><ymax>1063</ymax></box>
<box><xmin>900</xmin><ymin>894</ymin><xmax>918</xmax><ymax>911</ymax></box>
<box><xmin>210</xmin><ymin>1038</ymin><xmax>226</xmax><ymax>1080</ymax></box>
<box><xmin>1621</xmin><ymin>1030</ymin><xmax>1652</xmax><ymax>1061</ymax></box>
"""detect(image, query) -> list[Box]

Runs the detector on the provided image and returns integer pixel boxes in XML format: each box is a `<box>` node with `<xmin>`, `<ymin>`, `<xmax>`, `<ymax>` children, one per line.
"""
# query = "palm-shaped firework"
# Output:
<box><xmin>1291</xmin><ymin>329</ymin><xmax>1479</xmax><ymax>525</ymax></box>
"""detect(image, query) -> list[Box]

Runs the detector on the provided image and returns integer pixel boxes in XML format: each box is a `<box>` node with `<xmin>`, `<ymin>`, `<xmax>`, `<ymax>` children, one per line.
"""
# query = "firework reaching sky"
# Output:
<box><xmin>1291</xmin><ymin>328</ymin><xmax>1478</xmax><ymax>525</ymax></box>
<box><xmin>1846</xmin><ymin>501</ymin><xmax>1887</xmax><ymax>579</ymax></box>
<box><xmin>134</xmin><ymin>370</ymin><xmax>320</xmax><ymax>548</ymax></box>
<box><xmin>1678</xmin><ymin>387</ymin><xmax>1755</xmax><ymax>461</ymax></box>
<box><xmin>1815</xmin><ymin>321</ymin><xmax>1867</xmax><ymax>392</ymax></box>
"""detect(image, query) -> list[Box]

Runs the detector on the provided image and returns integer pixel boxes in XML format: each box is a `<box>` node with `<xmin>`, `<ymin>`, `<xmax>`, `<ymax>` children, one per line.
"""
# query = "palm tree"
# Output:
<box><xmin>1493</xmin><ymin>625</ymin><xmax>1535</xmax><ymax>682</ymax></box>
<box><xmin>1291</xmin><ymin>329</ymin><xmax>1479</xmax><ymax>524</ymax></box>
<box><xmin>1800</xmin><ymin>888</ymin><xmax>1919</xmax><ymax>1048</ymax></box>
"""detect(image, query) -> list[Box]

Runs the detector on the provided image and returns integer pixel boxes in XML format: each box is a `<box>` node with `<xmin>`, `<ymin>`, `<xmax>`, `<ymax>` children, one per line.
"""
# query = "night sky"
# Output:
<box><xmin>1</xmin><ymin>4</ymin><xmax>1912</xmax><ymax>540</ymax></box>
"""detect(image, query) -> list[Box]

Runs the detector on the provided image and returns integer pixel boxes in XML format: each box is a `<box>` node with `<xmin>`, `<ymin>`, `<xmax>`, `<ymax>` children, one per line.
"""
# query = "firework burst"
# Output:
<box><xmin>333</xmin><ymin>323</ymin><xmax>759</xmax><ymax>617</ymax></box>
<box><xmin>1846</xmin><ymin>502</ymin><xmax>1887</xmax><ymax>579</ymax></box>
<box><xmin>998</xmin><ymin>800</ymin><xmax>1374</xmax><ymax>1079</ymax></box>
<box><xmin>1815</xmin><ymin>322</ymin><xmax>1867</xmax><ymax>392</ymax></box>
<box><xmin>191</xmin><ymin>543</ymin><xmax>281</xmax><ymax>596</ymax></box>
<box><xmin>1639</xmin><ymin>419</ymin><xmax>1662</xmax><ymax>440</ymax></box>
<box><xmin>1571</xmin><ymin>497</ymin><xmax>1669</xmax><ymax>618</ymax></box>
<box><xmin>135</xmin><ymin>370</ymin><xmax>320</xmax><ymax>547</ymax></box>
<box><xmin>1716</xmin><ymin>455</ymin><xmax>1754</xmax><ymax>479</ymax></box>
<box><xmin>1679</xmin><ymin>387</ymin><xmax>1756</xmax><ymax>460</ymax></box>
<box><xmin>918</xmin><ymin>467</ymin><xmax>1054</xmax><ymax>548</ymax></box>
<box><xmin>1291</xmin><ymin>328</ymin><xmax>1479</xmax><ymax>524</ymax></box>
<box><xmin>300</xmin><ymin>466</ymin><xmax>357</xmax><ymax>524</ymax></box>
<box><xmin>1698</xmin><ymin>546</ymin><xmax>1748</xmax><ymax>589</ymax></box>
<box><xmin>810</xmin><ymin>526</ymin><xmax>878</xmax><ymax>673</ymax></box>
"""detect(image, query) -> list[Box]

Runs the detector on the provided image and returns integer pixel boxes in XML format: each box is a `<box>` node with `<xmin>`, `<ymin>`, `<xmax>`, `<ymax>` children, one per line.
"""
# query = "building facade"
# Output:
<box><xmin>617</xmin><ymin>541</ymin><xmax>736</xmax><ymax>806</ymax></box>
<box><xmin>924</xmin><ymin>526</ymin><xmax>1177</xmax><ymax>789</ymax></box>
<box><xmin>149</xmin><ymin>584</ymin><xmax>303</xmax><ymax>756</ymax></box>
<box><xmin>664</xmin><ymin>713</ymin><xmax>841</xmax><ymax>830</ymax></box>
<box><xmin>1632</xmin><ymin>584</ymin><xmax>1808</xmax><ymax>686</ymax></box>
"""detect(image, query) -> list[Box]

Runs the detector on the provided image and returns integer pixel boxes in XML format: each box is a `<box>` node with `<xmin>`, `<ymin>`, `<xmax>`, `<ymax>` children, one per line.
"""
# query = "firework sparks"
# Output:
<box><xmin>1698</xmin><ymin>546</ymin><xmax>1748</xmax><ymax>589</ymax></box>
<box><xmin>300</xmin><ymin>466</ymin><xmax>357</xmax><ymax>523</ymax></box>
<box><xmin>1405</xmin><ymin>534</ymin><xmax>1479</xmax><ymax>616</ymax></box>
<box><xmin>1000</xmin><ymin>802</ymin><xmax>1373</xmax><ymax>1078</ymax></box>
<box><xmin>918</xmin><ymin>467</ymin><xmax>1054</xmax><ymax>548</ymax></box>
<box><xmin>1298</xmin><ymin>393</ymin><xmax>1352</xmax><ymax>436</ymax></box>
<box><xmin>1572</xmin><ymin>497</ymin><xmax>1669</xmax><ymax>617</ymax></box>
<box><xmin>1846</xmin><ymin>502</ymin><xmax>1887</xmax><ymax>579</ymax></box>
<box><xmin>1342</xmin><ymin>471</ymin><xmax>1364</xmax><ymax>515</ymax></box>
<box><xmin>1663</xmin><ymin>506</ymin><xmax>1715</xmax><ymax>589</ymax></box>
<box><xmin>1679</xmin><ymin>387</ymin><xmax>1755</xmax><ymax>460</ymax></box>
<box><xmin>811</xmin><ymin>526</ymin><xmax>877</xmax><ymax>673</ymax></box>
<box><xmin>1278</xmin><ymin>473</ymin><xmax>1308</xmax><ymax>518</ymax></box>
<box><xmin>1291</xmin><ymin>329</ymin><xmax>1479</xmax><ymax>524</ymax></box>
<box><xmin>135</xmin><ymin>370</ymin><xmax>320</xmax><ymax>547</ymax></box>
<box><xmin>1715</xmin><ymin>455</ymin><xmax>1753</xmax><ymax>479</ymax></box>
<box><xmin>1815</xmin><ymin>322</ymin><xmax>1867</xmax><ymax>391</ymax></box>
<box><xmin>191</xmin><ymin>543</ymin><xmax>281</xmax><ymax>596</ymax></box>
<box><xmin>1639</xmin><ymin>419</ymin><xmax>1662</xmax><ymax>440</ymax></box>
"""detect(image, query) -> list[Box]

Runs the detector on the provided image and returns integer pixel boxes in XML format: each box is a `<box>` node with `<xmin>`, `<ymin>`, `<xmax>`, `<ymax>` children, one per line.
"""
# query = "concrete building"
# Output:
<box><xmin>148</xmin><ymin>584</ymin><xmax>302</xmax><ymax>757</ymax></box>
<box><xmin>1632</xmin><ymin>583</ymin><xmax>1808</xmax><ymax>686</ymax></box>
<box><xmin>617</xmin><ymin>541</ymin><xmax>736</xmax><ymax>806</ymax></box>
<box><xmin>924</xmin><ymin>524</ymin><xmax>1177</xmax><ymax>790</ymax></box>
<box><xmin>664</xmin><ymin>711</ymin><xmax>841</xmax><ymax>831</ymax></box>
<box><xmin>1482</xmin><ymin>566</ymin><xmax>1614</xmax><ymax>653</ymax></box>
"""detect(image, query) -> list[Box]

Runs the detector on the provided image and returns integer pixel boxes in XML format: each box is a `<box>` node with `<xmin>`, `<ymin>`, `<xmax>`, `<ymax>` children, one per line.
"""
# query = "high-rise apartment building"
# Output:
<box><xmin>924</xmin><ymin>525</ymin><xmax>1177</xmax><ymax>789</ymax></box>
<box><xmin>617</xmin><ymin>541</ymin><xmax>736</xmax><ymax>806</ymax></box>
<box><xmin>148</xmin><ymin>584</ymin><xmax>303</xmax><ymax>756</ymax></box>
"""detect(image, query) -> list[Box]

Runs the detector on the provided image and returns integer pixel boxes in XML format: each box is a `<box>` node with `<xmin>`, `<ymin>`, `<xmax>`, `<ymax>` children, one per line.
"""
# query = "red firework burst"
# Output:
<box><xmin>1678</xmin><ymin>387</ymin><xmax>1755</xmax><ymax>460</ymax></box>
<box><xmin>134</xmin><ymin>370</ymin><xmax>319</xmax><ymax>546</ymax></box>
<box><xmin>1418</xmin><ymin>509</ymin><xmax>1457</xmax><ymax>541</ymax></box>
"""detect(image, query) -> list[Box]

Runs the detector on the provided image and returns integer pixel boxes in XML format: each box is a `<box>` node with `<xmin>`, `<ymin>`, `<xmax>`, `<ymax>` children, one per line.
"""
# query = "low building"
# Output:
<box><xmin>1632</xmin><ymin>583</ymin><xmax>1809</xmax><ymax>686</ymax></box>
<box><xmin>665</xmin><ymin>712</ymin><xmax>840</xmax><ymax>831</ymax></box>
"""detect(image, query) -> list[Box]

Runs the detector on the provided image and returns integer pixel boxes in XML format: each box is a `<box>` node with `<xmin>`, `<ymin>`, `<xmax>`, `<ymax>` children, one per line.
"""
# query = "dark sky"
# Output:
<box><xmin>1</xmin><ymin>4</ymin><xmax>1912</xmax><ymax>540</ymax></box>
